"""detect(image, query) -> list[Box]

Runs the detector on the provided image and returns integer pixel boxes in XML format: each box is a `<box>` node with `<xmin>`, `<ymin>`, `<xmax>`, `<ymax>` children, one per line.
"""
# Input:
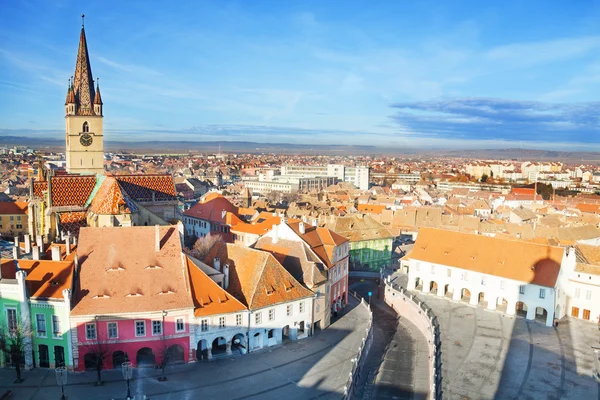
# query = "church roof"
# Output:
<box><xmin>72</xmin><ymin>26</ymin><xmax>96</xmax><ymax>116</ymax></box>
<box><xmin>89</xmin><ymin>176</ymin><xmax>138</xmax><ymax>215</ymax></box>
<box><xmin>114</xmin><ymin>174</ymin><xmax>178</xmax><ymax>202</ymax></box>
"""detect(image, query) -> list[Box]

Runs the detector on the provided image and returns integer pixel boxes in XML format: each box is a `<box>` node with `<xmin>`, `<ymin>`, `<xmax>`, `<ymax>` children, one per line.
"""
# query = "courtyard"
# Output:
<box><xmin>413</xmin><ymin>290</ymin><xmax>600</xmax><ymax>399</ymax></box>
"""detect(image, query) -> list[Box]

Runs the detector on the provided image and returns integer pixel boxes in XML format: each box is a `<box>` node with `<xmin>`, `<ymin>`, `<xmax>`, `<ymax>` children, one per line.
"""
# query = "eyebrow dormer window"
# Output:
<box><xmin>83</xmin><ymin>121</ymin><xmax>89</xmax><ymax>132</ymax></box>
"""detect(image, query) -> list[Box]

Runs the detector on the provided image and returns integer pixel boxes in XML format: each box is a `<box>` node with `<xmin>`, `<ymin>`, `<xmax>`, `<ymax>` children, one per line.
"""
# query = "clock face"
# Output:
<box><xmin>80</xmin><ymin>133</ymin><xmax>93</xmax><ymax>147</ymax></box>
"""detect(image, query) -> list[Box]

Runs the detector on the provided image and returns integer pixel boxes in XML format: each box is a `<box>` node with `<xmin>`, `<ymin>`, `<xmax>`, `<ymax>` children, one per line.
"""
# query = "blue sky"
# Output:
<box><xmin>1</xmin><ymin>1</ymin><xmax>600</xmax><ymax>150</ymax></box>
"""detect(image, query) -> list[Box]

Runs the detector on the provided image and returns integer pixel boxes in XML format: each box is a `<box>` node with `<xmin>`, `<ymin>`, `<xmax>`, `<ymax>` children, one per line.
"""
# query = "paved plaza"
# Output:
<box><xmin>0</xmin><ymin>298</ymin><xmax>370</xmax><ymax>400</ymax></box>
<box><xmin>414</xmin><ymin>291</ymin><xmax>600</xmax><ymax>400</ymax></box>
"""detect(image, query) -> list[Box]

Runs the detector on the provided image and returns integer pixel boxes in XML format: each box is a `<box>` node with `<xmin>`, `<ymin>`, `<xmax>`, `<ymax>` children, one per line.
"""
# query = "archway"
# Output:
<box><xmin>444</xmin><ymin>284</ymin><xmax>452</xmax><ymax>298</ymax></box>
<box><xmin>136</xmin><ymin>347</ymin><xmax>155</xmax><ymax>367</ymax></box>
<box><xmin>196</xmin><ymin>339</ymin><xmax>208</xmax><ymax>360</ymax></box>
<box><xmin>212</xmin><ymin>337</ymin><xmax>227</xmax><ymax>356</ymax></box>
<box><xmin>231</xmin><ymin>333</ymin><xmax>246</xmax><ymax>354</ymax></box>
<box><xmin>535</xmin><ymin>307</ymin><xmax>548</xmax><ymax>323</ymax></box>
<box><xmin>460</xmin><ymin>288</ymin><xmax>471</xmax><ymax>303</ymax></box>
<box><xmin>298</xmin><ymin>321</ymin><xmax>306</xmax><ymax>336</ymax></box>
<box><xmin>515</xmin><ymin>301</ymin><xmax>528</xmax><ymax>318</ymax></box>
<box><xmin>477</xmin><ymin>292</ymin><xmax>486</xmax><ymax>306</ymax></box>
<box><xmin>282</xmin><ymin>325</ymin><xmax>292</xmax><ymax>343</ymax></box>
<box><xmin>496</xmin><ymin>297</ymin><xmax>509</xmax><ymax>313</ymax></box>
<box><xmin>112</xmin><ymin>351</ymin><xmax>126</xmax><ymax>369</ymax></box>
<box><xmin>429</xmin><ymin>281</ymin><xmax>438</xmax><ymax>293</ymax></box>
<box><xmin>166</xmin><ymin>344</ymin><xmax>185</xmax><ymax>364</ymax></box>
<box><xmin>252</xmin><ymin>332</ymin><xmax>263</xmax><ymax>350</ymax></box>
<box><xmin>84</xmin><ymin>353</ymin><xmax>98</xmax><ymax>370</ymax></box>
<box><xmin>54</xmin><ymin>346</ymin><xmax>65</xmax><ymax>368</ymax></box>
<box><xmin>414</xmin><ymin>277</ymin><xmax>421</xmax><ymax>290</ymax></box>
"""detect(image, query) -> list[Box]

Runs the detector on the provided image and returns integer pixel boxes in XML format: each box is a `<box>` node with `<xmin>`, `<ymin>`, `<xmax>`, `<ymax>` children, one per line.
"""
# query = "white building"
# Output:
<box><xmin>205</xmin><ymin>242</ymin><xmax>315</xmax><ymax>351</ymax></box>
<box><xmin>404</xmin><ymin>228</ymin><xmax>574</xmax><ymax>326</ymax></box>
<box><xmin>279</xmin><ymin>164</ymin><xmax>370</xmax><ymax>190</ymax></box>
<box><xmin>567</xmin><ymin>245</ymin><xmax>600</xmax><ymax>323</ymax></box>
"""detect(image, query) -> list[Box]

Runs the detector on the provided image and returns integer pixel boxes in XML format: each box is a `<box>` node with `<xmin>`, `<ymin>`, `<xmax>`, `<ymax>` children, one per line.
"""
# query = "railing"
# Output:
<box><xmin>342</xmin><ymin>292</ymin><xmax>373</xmax><ymax>400</ymax></box>
<box><xmin>383</xmin><ymin>277</ymin><xmax>443</xmax><ymax>400</ymax></box>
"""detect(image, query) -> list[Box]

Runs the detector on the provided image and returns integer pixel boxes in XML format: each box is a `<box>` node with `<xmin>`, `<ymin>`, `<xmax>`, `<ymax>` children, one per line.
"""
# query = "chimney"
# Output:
<box><xmin>24</xmin><ymin>235</ymin><xmax>31</xmax><ymax>254</ymax></box>
<box><xmin>155</xmin><ymin>225</ymin><xmax>160</xmax><ymax>252</ymax></box>
<box><xmin>14</xmin><ymin>236</ymin><xmax>20</xmax><ymax>251</ymax></box>
<box><xmin>272</xmin><ymin>224</ymin><xmax>278</xmax><ymax>244</ymax></box>
<box><xmin>36</xmin><ymin>234</ymin><xmax>43</xmax><ymax>249</ymax></box>
<box><xmin>51</xmin><ymin>245</ymin><xmax>61</xmax><ymax>261</ymax></box>
<box><xmin>12</xmin><ymin>246</ymin><xmax>19</xmax><ymax>260</ymax></box>
<box><xmin>214</xmin><ymin>257</ymin><xmax>221</xmax><ymax>271</ymax></box>
<box><xmin>299</xmin><ymin>222</ymin><xmax>305</xmax><ymax>234</ymax></box>
<box><xmin>312</xmin><ymin>219</ymin><xmax>318</xmax><ymax>227</ymax></box>
<box><xmin>65</xmin><ymin>236</ymin><xmax>71</xmax><ymax>255</ymax></box>
<box><xmin>32</xmin><ymin>246</ymin><xmax>40</xmax><ymax>260</ymax></box>
<box><xmin>223</xmin><ymin>264</ymin><xmax>230</xmax><ymax>290</ymax></box>
<box><xmin>221</xmin><ymin>210</ymin><xmax>226</xmax><ymax>219</ymax></box>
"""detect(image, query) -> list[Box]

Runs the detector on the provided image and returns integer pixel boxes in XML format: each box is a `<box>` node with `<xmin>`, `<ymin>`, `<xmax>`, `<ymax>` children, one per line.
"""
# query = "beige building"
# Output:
<box><xmin>64</xmin><ymin>20</ymin><xmax>104</xmax><ymax>175</ymax></box>
<box><xmin>0</xmin><ymin>202</ymin><xmax>28</xmax><ymax>237</ymax></box>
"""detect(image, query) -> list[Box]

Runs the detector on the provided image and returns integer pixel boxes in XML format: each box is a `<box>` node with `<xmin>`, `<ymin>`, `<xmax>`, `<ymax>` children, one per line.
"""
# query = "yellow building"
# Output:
<box><xmin>0</xmin><ymin>202</ymin><xmax>28</xmax><ymax>237</ymax></box>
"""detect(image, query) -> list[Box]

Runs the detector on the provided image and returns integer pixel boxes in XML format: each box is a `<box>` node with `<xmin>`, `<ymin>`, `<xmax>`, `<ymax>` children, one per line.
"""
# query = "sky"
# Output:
<box><xmin>1</xmin><ymin>0</ymin><xmax>600</xmax><ymax>150</ymax></box>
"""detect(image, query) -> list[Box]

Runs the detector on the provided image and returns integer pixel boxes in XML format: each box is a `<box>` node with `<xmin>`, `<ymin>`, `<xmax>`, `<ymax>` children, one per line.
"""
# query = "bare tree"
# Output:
<box><xmin>82</xmin><ymin>327</ymin><xmax>113</xmax><ymax>386</ymax></box>
<box><xmin>0</xmin><ymin>322</ymin><xmax>31</xmax><ymax>383</ymax></box>
<box><xmin>187</xmin><ymin>234</ymin><xmax>222</xmax><ymax>260</ymax></box>
<box><xmin>157</xmin><ymin>318</ymin><xmax>169</xmax><ymax>382</ymax></box>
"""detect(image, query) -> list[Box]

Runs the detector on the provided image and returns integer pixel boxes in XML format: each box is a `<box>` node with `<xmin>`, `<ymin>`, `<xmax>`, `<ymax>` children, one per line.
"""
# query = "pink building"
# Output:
<box><xmin>70</xmin><ymin>225</ymin><xmax>196</xmax><ymax>370</ymax></box>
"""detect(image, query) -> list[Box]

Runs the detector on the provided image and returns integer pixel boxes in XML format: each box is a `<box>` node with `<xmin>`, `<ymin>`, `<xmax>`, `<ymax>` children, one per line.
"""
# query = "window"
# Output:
<box><xmin>135</xmin><ymin>321</ymin><xmax>146</xmax><ymax>337</ymax></box>
<box><xmin>463</xmin><ymin>272</ymin><xmax>469</xmax><ymax>281</ymax></box>
<box><xmin>152</xmin><ymin>320</ymin><xmax>162</xmax><ymax>335</ymax></box>
<box><xmin>255</xmin><ymin>312</ymin><xmax>262</xmax><ymax>325</ymax></box>
<box><xmin>108</xmin><ymin>322</ymin><xmax>118</xmax><ymax>338</ymax></box>
<box><xmin>36</xmin><ymin>314</ymin><xmax>46</xmax><ymax>337</ymax></box>
<box><xmin>431</xmin><ymin>265</ymin><xmax>436</xmax><ymax>274</ymax></box>
<box><xmin>269</xmin><ymin>309</ymin><xmax>275</xmax><ymax>321</ymax></box>
<box><xmin>500</xmin><ymin>280</ymin><xmax>505</xmax><ymax>290</ymax></box>
<box><xmin>585</xmin><ymin>290</ymin><xmax>592</xmax><ymax>300</ymax></box>
<box><xmin>481</xmin><ymin>276</ymin><xmax>486</xmax><ymax>286</ymax></box>
<box><xmin>286</xmin><ymin>304</ymin><xmax>293</xmax><ymax>317</ymax></box>
<box><xmin>6</xmin><ymin>308</ymin><xmax>17</xmax><ymax>332</ymax></box>
<box><xmin>447</xmin><ymin>268</ymin><xmax>451</xmax><ymax>278</ymax></box>
<box><xmin>82</xmin><ymin>121</ymin><xmax>89</xmax><ymax>132</ymax></box>
<box><xmin>176</xmin><ymin>318</ymin><xmax>185</xmax><ymax>333</ymax></box>
<box><xmin>539</xmin><ymin>289</ymin><xmax>545</xmax><ymax>299</ymax></box>
<box><xmin>200</xmin><ymin>319</ymin><xmax>208</xmax><ymax>332</ymax></box>
<box><xmin>85</xmin><ymin>323</ymin><xmax>97</xmax><ymax>340</ymax></box>
<box><xmin>235</xmin><ymin>314</ymin><xmax>242</xmax><ymax>326</ymax></box>
<box><xmin>52</xmin><ymin>315</ymin><xmax>61</xmax><ymax>337</ymax></box>
<box><xmin>299</xmin><ymin>301</ymin><xmax>305</xmax><ymax>313</ymax></box>
<box><xmin>519</xmin><ymin>285</ymin><xmax>526</xmax><ymax>294</ymax></box>
<box><xmin>575</xmin><ymin>288</ymin><xmax>580</xmax><ymax>298</ymax></box>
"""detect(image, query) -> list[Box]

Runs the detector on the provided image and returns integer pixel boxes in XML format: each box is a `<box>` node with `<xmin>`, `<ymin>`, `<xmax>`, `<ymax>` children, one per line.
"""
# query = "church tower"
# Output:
<box><xmin>65</xmin><ymin>15</ymin><xmax>104</xmax><ymax>175</ymax></box>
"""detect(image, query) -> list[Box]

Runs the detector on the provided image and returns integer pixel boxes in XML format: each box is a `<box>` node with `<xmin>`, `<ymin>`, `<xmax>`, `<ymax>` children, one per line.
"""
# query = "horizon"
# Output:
<box><xmin>2</xmin><ymin>1</ymin><xmax>600</xmax><ymax>150</ymax></box>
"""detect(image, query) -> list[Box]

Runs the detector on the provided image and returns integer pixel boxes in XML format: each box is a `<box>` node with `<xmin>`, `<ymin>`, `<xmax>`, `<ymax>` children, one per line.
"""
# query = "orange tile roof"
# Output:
<box><xmin>114</xmin><ymin>174</ymin><xmax>177</xmax><ymax>202</ymax></box>
<box><xmin>205</xmin><ymin>243</ymin><xmax>314</xmax><ymax>310</ymax></box>
<box><xmin>0</xmin><ymin>202</ymin><xmax>28</xmax><ymax>215</ymax></box>
<box><xmin>575</xmin><ymin>203</ymin><xmax>600</xmax><ymax>214</ymax></box>
<box><xmin>0</xmin><ymin>259</ymin><xmax>74</xmax><ymax>299</ymax></box>
<box><xmin>186</xmin><ymin>256</ymin><xmax>247</xmax><ymax>317</ymax></box>
<box><xmin>32</xmin><ymin>180</ymin><xmax>48</xmax><ymax>198</ymax></box>
<box><xmin>287</xmin><ymin>222</ymin><xmax>347</xmax><ymax>268</ymax></box>
<box><xmin>89</xmin><ymin>177</ymin><xmax>138</xmax><ymax>215</ymax></box>
<box><xmin>357</xmin><ymin>204</ymin><xmax>386</xmax><ymax>215</ymax></box>
<box><xmin>184</xmin><ymin>193</ymin><xmax>238</xmax><ymax>224</ymax></box>
<box><xmin>72</xmin><ymin>226</ymin><xmax>194</xmax><ymax>316</ymax></box>
<box><xmin>511</xmin><ymin>188</ymin><xmax>536</xmax><ymax>196</ymax></box>
<box><xmin>410</xmin><ymin>228</ymin><xmax>563</xmax><ymax>288</ymax></box>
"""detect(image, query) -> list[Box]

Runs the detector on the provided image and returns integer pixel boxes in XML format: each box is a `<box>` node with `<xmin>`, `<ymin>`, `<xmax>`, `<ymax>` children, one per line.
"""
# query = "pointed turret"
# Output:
<box><xmin>72</xmin><ymin>17</ymin><xmax>96</xmax><ymax>116</ymax></box>
<box><xmin>93</xmin><ymin>79</ymin><xmax>103</xmax><ymax>116</ymax></box>
<box><xmin>65</xmin><ymin>78</ymin><xmax>76</xmax><ymax>115</ymax></box>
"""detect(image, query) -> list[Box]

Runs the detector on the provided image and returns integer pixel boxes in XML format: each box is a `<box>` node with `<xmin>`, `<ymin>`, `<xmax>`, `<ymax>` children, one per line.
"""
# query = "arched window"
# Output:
<box><xmin>83</xmin><ymin>122</ymin><xmax>89</xmax><ymax>132</ymax></box>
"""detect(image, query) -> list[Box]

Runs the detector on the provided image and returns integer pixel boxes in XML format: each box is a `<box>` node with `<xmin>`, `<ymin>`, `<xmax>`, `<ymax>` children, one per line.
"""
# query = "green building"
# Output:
<box><xmin>1</xmin><ymin>252</ymin><xmax>75</xmax><ymax>369</ymax></box>
<box><xmin>324</xmin><ymin>215</ymin><xmax>394</xmax><ymax>272</ymax></box>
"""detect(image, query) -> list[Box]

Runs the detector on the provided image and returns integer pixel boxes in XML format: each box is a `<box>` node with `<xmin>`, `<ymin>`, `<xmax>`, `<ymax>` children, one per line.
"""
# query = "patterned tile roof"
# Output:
<box><xmin>72</xmin><ymin>27</ymin><xmax>96</xmax><ymax>116</ymax></box>
<box><xmin>33</xmin><ymin>180</ymin><xmax>48</xmax><ymax>198</ymax></box>
<box><xmin>115</xmin><ymin>174</ymin><xmax>177</xmax><ymax>202</ymax></box>
<box><xmin>58</xmin><ymin>212</ymin><xmax>87</xmax><ymax>236</ymax></box>
<box><xmin>51</xmin><ymin>175</ymin><xmax>97</xmax><ymax>207</ymax></box>
<box><xmin>89</xmin><ymin>177</ymin><xmax>138</xmax><ymax>215</ymax></box>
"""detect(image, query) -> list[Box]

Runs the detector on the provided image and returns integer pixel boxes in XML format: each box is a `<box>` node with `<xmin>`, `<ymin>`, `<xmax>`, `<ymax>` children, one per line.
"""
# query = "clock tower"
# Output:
<box><xmin>65</xmin><ymin>15</ymin><xmax>104</xmax><ymax>175</ymax></box>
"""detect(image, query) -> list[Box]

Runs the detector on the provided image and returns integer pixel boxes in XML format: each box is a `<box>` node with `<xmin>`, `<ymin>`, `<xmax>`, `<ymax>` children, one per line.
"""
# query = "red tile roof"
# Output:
<box><xmin>114</xmin><ymin>174</ymin><xmax>177</xmax><ymax>202</ymax></box>
<box><xmin>287</xmin><ymin>222</ymin><xmax>348</xmax><ymax>268</ymax></box>
<box><xmin>89</xmin><ymin>177</ymin><xmax>138</xmax><ymax>215</ymax></box>
<box><xmin>50</xmin><ymin>175</ymin><xmax>97</xmax><ymax>207</ymax></box>
<box><xmin>205</xmin><ymin>243</ymin><xmax>314</xmax><ymax>309</ymax></box>
<box><xmin>0</xmin><ymin>202</ymin><xmax>28</xmax><ymax>215</ymax></box>
<box><xmin>184</xmin><ymin>193</ymin><xmax>238</xmax><ymax>224</ymax></box>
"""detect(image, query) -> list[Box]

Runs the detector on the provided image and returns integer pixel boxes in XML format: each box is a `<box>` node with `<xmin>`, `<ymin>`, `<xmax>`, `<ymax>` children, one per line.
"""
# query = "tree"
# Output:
<box><xmin>187</xmin><ymin>234</ymin><xmax>222</xmax><ymax>260</ymax></box>
<box><xmin>157</xmin><ymin>315</ymin><xmax>169</xmax><ymax>381</ymax></box>
<box><xmin>481</xmin><ymin>174</ymin><xmax>489</xmax><ymax>183</ymax></box>
<box><xmin>0</xmin><ymin>321</ymin><xmax>30</xmax><ymax>383</ymax></box>
<box><xmin>82</xmin><ymin>327</ymin><xmax>113</xmax><ymax>386</ymax></box>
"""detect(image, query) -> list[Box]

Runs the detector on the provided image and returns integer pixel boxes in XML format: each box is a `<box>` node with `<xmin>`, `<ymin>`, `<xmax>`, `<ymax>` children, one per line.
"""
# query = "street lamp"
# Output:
<box><xmin>55</xmin><ymin>367</ymin><xmax>67</xmax><ymax>400</ymax></box>
<box><xmin>121</xmin><ymin>361</ymin><xmax>133</xmax><ymax>399</ymax></box>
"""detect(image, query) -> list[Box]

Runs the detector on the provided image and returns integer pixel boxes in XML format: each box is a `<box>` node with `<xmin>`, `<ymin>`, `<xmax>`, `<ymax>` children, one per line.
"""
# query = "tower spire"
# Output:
<box><xmin>82</xmin><ymin>14</ymin><xmax>85</xmax><ymax>27</ymax></box>
<box><xmin>72</xmin><ymin>16</ymin><xmax>96</xmax><ymax>115</ymax></box>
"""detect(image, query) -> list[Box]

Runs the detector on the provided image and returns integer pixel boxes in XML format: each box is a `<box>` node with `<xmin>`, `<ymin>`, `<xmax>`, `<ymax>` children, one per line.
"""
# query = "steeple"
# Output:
<box><xmin>72</xmin><ymin>14</ymin><xmax>96</xmax><ymax>116</ymax></box>
<box><xmin>93</xmin><ymin>78</ymin><xmax>103</xmax><ymax>116</ymax></box>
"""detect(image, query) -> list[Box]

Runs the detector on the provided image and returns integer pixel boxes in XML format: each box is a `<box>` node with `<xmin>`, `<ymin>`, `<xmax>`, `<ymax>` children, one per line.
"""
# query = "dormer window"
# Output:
<box><xmin>82</xmin><ymin>121</ymin><xmax>89</xmax><ymax>132</ymax></box>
